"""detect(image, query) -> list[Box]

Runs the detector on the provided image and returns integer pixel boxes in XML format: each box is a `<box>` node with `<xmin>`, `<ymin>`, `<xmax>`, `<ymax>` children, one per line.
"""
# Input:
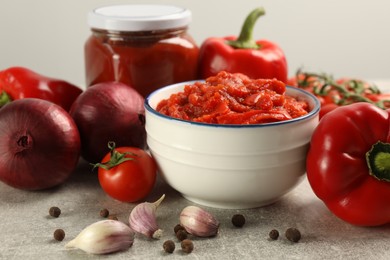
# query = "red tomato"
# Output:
<box><xmin>97</xmin><ymin>146</ymin><xmax>157</xmax><ymax>202</ymax></box>
<box><xmin>366</xmin><ymin>93</ymin><xmax>390</xmax><ymax>107</ymax></box>
<box><xmin>319</xmin><ymin>103</ymin><xmax>339</xmax><ymax>119</ymax></box>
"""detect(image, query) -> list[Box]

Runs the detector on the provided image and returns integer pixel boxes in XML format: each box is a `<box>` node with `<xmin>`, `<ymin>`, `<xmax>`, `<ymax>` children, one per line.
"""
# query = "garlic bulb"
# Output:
<box><xmin>129</xmin><ymin>194</ymin><xmax>165</xmax><ymax>239</ymax></box>
<box><xmin>65</xmin><ymin>220</ymin><xmax>134</xmax><ymax>254</ymax></box>
<box><xmin>180</xmin><ymin>206</ymin><xmax>219</xmax><ymax>237</ymax></box>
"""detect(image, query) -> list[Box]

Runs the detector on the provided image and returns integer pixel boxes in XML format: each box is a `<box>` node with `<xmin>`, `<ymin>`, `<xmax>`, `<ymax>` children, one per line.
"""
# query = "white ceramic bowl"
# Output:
<box><xmin>145</xmin><ymin>81</ymin><xmax>320</xmax><ymax>209</ymax></box>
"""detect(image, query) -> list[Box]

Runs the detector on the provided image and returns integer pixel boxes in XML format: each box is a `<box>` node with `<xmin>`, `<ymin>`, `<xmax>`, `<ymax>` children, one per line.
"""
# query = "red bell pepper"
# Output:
<box><xmin>198</xmin><ymin>7</ymin><xmax>288</xmax><ymax>83</ymax></box>
<box><xmin>306</xmin><ymin>102</ymin><xmax>390</xmax><ymax>226</ymax></box>
<box><xmin>0</xmin><ymin>67</ymin><xmax>83</xmax><ymax>111</ymax></box>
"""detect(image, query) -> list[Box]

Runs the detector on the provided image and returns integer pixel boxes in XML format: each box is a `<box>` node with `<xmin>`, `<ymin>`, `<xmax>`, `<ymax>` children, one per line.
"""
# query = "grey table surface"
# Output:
<box><xmin>0</xmin><ymin>158</ymin><xmax>389</xmax><ymax>260</ymax></box>
<box><xmin>2</xmin><ymin>80</ymin><xmax>390</xmax><ymax>260</ymax></box>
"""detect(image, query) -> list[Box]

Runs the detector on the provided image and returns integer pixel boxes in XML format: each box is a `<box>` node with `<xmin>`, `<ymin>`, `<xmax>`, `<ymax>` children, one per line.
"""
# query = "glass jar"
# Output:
<box><xmin>85</xmin><ymin>4</ymin><xmax>199</xmax><ymax>97</ymax></box>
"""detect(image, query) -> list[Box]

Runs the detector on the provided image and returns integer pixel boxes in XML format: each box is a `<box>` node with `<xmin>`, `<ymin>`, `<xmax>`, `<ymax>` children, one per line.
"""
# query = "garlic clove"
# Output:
<box><xmin>65</xmin><ymin>219</ymin><xmax>134</xmax><ymax>255</ymax></box>
<box><xmin>180</xmin><ymin>206</ymin><xmax>219</xmax><ymax>237</ymax></box>
<box><xmin>129</xmin><ymin>194</ymin><xmax>165</xmax><ymax>239</ymax></box>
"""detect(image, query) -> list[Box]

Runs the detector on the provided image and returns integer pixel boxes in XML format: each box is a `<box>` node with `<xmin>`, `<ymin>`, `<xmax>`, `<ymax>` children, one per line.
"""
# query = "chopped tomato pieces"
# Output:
<box><xmin>156</xmin><ymin>71</ymin><xmax>309</xmax><ymax>124</ymax></box>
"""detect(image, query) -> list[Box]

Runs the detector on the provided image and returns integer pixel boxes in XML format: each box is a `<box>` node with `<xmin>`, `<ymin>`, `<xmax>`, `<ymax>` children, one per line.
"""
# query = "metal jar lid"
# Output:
<box><xmin>88</xmin><ymin>4</ymin><xmax>192</xmax><ymax>31</ymax></box>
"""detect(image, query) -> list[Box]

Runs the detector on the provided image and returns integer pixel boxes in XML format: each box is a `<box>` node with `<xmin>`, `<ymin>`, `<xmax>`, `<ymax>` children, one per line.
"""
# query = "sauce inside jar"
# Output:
<box><xmin>156</xmin><ymin>71</ymin><xmax>310</xmax><ymax>124</ymax></box>
<box><xmin>85</xmin><ymin>5</ymin><xmax>199</xmax><ymax>97</ymax></box>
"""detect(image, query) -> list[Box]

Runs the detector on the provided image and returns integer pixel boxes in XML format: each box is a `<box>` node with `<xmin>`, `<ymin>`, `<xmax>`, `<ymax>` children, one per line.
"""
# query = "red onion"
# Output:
<box><xmin>69</xmin><ymin>82</ymin><xmax>146</xmax><ymax>163</ymax></box>
<box><xmin>0</xmin><ymin>98</ymin><xmax>81</xmax><ymax>190</ymax></box>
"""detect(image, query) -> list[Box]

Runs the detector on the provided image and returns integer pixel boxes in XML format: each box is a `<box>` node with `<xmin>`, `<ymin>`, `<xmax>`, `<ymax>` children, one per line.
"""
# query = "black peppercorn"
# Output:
<box><xmin>100</xmin><ymin>208</ymin><xmax>109</xmax><ymax>218</ymax></box>
<box><xmin>49</xmin><ymin>206</ymin><xmax>61</xmax><ymax>218</ymax></box>
<box><xmin>174</xmin><ymin>223</ymin><xmax>185</xmax><ymax>234</ymax></box>
<box><xmin>269</xmin><ymin>229</ymin><xmax>279</xmax><ymax>240</ymax></box>
<box><xmin>181</xmin><ymin>239</ymin><xmax>194</xmax><ymax>254</ymax></box>
<box><xmin>53</xmin><ymin>229</ymin><xmax>65</xmax><ymax>241</ymax></box>
<box><xmin>285</xmin><ymin>228</ymin><xmax>301</xmax><ymax>242</ymax></box>
<box><xmin>231</xmin><ymin>214</ymin><xmax>246</xmax><ymax>227</ymax></box>
<box><xmin>163</xmin><ymin>240</ymin><xmax>175</xmax><ymax>253</ymax></box>
<box><xmin>176</xmin><ymin>229</ymin><xmax>188</xmax><ymax>241</ymax></box>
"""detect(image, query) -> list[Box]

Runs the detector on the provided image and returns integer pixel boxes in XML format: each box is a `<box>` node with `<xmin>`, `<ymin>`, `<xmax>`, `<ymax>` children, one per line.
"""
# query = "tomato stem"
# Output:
<box><xmin>92</xmin><ymin>142</ymin><xmax>136</xmax><ymax>170</ymax></box>
<box><xmin>226</xmin><ymin>7</ymin><xmax>265</xmax><ymax>49</ymax></box>
<box><xmin>366</xmin><ymin>141</ymin><xmax>390</xmax><ymax>182</ymax></box>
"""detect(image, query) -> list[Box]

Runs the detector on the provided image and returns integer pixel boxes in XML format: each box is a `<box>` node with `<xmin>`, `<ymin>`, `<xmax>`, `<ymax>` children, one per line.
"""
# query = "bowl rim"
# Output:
<box><xmin>144</xmin><ymin>81</ymin><xmax>320</xmax><ymax>128</ymax></box>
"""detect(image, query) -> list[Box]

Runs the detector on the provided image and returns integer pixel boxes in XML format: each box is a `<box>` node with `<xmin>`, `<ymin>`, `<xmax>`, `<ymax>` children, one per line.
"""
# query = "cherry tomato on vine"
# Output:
<box><xmin>319</xmin><ymin>103</ymin><xmax>339</xmax><ymax>119</ymax></box>
<box><xmin>94</xmin><ymin>142</ymin><xmax>157</xmax><ymax>202</ymax></box>
<box><xmin>289</xmin><ymin>71</ymin><xmax>390</xmax><ymax>120</ymax></box>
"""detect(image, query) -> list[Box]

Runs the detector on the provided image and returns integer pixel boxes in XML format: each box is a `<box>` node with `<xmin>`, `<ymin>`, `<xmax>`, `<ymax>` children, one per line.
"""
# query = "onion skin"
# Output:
<box><xmin>0</xmin><ymin>98</ymin><xmax>81</xmax><ymax>190</ymax></box>
<box><xmin>69</xmin><ymin>82</ymin><xmax>146</xmax><ymax>163</ymax></box>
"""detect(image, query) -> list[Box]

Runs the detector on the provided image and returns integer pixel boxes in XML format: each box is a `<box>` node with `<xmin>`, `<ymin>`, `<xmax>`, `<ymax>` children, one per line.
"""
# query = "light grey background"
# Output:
<box><xmin>0</xmin><ymin>0</ymin><xmax>389</xmax><ymax>87</ymax></box>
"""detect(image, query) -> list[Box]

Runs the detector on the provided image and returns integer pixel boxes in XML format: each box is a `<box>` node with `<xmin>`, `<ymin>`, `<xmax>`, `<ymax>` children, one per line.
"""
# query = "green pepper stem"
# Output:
<box><xmin>0</xmin><ymin>91</ymin><xmax>12</xmax><ymax>107</ymax></box>
<box><xmin>366</xmin><ymin>141</ymin><xmax>390</xmax><ymax>182</ymax></box>
<box><xmin>226</xmin><ymin>7</ymin><xmax>266</xmax><ymax>49</ymax></box>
